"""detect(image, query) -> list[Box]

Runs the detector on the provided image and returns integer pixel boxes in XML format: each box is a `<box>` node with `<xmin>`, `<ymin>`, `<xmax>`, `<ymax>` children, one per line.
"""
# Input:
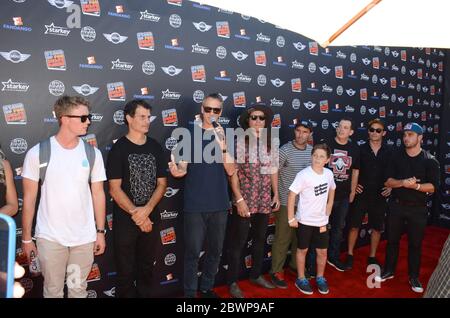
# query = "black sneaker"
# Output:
<box><xmin>295</xmin><ymin>278</ymin><xmax>313</xmax><ymax>295</ymax></box>
<box><xmin>375</xmin><ymin>271</ymin><xmax>394</xmax><ymax>283</ymax></box>
<box><xmin>409</xmin><ymin>278</ymin><xmax>424</xmax><ymax>293</ymax></box>
<box><xmin>270</xmin><ymin>272</ymin><xmax>288</xmax><ymax>289</ymax></box>
<box><xmin>327</xmin><ymin>259</ymin><xmax>346</xmax><ymax>272</ymax></box>
<box><xmin>199</xmin><ymin>289</ymin><xmax>220</xmax><ymax>298</ymax></box>
<box><xmin>367</xmin><ymin>257</ymin><xmax>380</xmax><ymax>267</ymax></box>
<box><xmin>344</xmin><ymin>255</ymin><xmax>354</xmax><ymax>270</ymax></box>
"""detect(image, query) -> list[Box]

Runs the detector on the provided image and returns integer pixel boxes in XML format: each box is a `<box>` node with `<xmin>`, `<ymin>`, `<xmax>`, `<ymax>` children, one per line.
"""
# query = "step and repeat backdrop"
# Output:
<box><xmin>0</xmin><ymin>0</ymin><xmax>447</xmax><ymax>297</ymax></box>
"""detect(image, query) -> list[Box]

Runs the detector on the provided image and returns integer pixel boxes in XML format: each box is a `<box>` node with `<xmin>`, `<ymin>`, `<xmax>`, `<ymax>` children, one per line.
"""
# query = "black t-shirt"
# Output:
<box><xmin>181</xmin><ymin>125</ymin><xmax>230</xmax><ymax>213</ymax></box>
<box><xmin>106</xmin><ymin>136</ymin><xmax>168</xmax><ymax>222</ymax></box>
<box><xmin>386</xmin><ymin>148</ymin><xmax>440</xmax><ymax>204</ymax></box>
<box><xmin>358</xmin><ymin>142</ymin><xmax>392</xmax><ymax>192</ymax></box>
<box><xmin>327</xmin><ymin>138</ymin><xmax>361</xmax><ymax>200</ymax></box>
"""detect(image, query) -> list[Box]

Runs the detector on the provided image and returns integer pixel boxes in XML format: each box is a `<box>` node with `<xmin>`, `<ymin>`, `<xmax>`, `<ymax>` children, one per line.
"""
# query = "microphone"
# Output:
<box><xmin>210</xmin><ymin>116</ymin><xmax>219</xmax><ymax>128</ymax></box>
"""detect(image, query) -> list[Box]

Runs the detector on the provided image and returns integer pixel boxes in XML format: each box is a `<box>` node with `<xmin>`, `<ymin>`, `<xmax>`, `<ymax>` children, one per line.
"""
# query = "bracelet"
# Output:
<box><xmin>235</xmin><ymin>198</ymin><xmax>244</xmax><ymax>204</ymax></box>
<box><xmin>22</xmin><ymin>239</ymin><xmax>33</xmax><ymax>244</ymax></box>
<box><xmin>288</xmin><ymin>218</ymin><xmax>296</xmax><ymax>224</ymax></box>
<box><xmin>416</xmin><ymin>184</ymin><xmax>421</xmax><ymax>191</ymax></box>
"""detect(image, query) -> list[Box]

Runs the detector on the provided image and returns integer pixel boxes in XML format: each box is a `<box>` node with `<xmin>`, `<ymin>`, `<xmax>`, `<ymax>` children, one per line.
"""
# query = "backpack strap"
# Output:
<box><xmin>38</xmin><ymin>138</ymin><xmax>51</xmax><ymax>185</ymax></box>
<box><xmin>82</xmin><ymin>140</ymin><xmax>96</xmax><ymax>182</ymax></box>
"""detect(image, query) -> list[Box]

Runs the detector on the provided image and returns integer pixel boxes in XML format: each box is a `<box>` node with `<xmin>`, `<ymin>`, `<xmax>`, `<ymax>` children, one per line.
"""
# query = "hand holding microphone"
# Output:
<box><xmin>211</xmin><ymin>116</ymin><xmax>226</xmax><ymax>152</ymax></box>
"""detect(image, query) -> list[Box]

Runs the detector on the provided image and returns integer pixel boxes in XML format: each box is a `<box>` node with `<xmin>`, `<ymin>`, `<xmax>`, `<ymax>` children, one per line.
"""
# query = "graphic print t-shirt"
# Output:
<box><xmin>106</xmin><ymin>136</ymin><xmax>167</xmax><ymax>223</ymax></box>
<box><xmin>327</xmin><ymin>138</ymin><xmax>360</xmax><ymax>200</ymax></box>
<box><xmin>289</xmin><ymin>166</ymin><xmax>336</xmax><ymax>227</ymax></box>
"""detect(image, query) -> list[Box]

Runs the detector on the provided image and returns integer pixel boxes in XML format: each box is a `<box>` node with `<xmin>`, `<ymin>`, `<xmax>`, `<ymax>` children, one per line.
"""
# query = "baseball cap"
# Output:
<box><xmin>403</xmin><ymin>122</ymin><xmax>423</xmax><ymax>135</ymax></box>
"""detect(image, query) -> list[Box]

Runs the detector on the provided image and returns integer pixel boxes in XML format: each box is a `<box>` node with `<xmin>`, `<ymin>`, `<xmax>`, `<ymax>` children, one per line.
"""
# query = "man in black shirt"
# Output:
<box><xmin>106</xmin><ymin>99</ymin><xmax>168</xmax><ymax>297</ymax></box>
<box><xmin>376</xmin><ymin>123</ymin><xmax>440</xmax><ymax>293</ymax></box>
<box><xmin>327</xmin><ymin>118</ymin><xmax>360</xmax><ymax>271</ymax></box>
<box><xmin>345</xmin><ymin>119</ymin><xmax>391</xmax><ymax>269</ymax></box>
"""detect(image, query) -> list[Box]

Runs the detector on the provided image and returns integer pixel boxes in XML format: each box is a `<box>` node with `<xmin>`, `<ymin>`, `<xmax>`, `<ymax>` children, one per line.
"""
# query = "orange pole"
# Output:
<box><xmin>322</xmin><ymin>0</ymin><xmax>382</xmax><ymax>47</ymax></box>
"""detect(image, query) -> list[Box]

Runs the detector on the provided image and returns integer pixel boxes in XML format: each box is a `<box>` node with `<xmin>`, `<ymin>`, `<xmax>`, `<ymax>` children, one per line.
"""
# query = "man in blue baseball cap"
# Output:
<box><xmin>376</xmin><ymin>122</ymin><xmax>440</xmax><ymax>293</ymax></box>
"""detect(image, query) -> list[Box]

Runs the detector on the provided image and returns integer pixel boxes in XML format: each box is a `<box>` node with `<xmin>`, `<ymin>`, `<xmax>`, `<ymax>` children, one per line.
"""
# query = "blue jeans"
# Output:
<box><xmin>328</xmin><ymin>198</ymin><xmax>350</xmax><ymax>262</ymax></box>
<box><xmin>183</xmin><ymin>211</ymin><xmax>228</xmax><ymax>297</ymax></box>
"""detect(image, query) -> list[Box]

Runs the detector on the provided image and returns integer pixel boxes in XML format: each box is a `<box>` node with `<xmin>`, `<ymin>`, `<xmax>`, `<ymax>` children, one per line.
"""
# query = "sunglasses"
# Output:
<box><xmin>63</xmin><ymin>114</ymin><xmax>92</xmax><ymax>123</ymax></box>
<box><xmin>250</xmin><ymin>115</ymin><xmax>266</xmax><ymax>121</ymax></box>
<box><xmin>369</xmin><ymin>127</ymin><xmax>383</xmax><ymax>133</ymax></box>
<box><xmin>203</xmin><ymin>106</ymin><xmax>221</xmax><ymax>114</ymax></box>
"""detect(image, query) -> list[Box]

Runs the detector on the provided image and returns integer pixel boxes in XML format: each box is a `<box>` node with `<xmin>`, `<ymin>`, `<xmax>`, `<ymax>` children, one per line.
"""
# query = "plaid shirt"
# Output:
<box><xmin>424</xmin><ymin>234</ymin><xmax>450</xmax><ymax>298</ymax></box>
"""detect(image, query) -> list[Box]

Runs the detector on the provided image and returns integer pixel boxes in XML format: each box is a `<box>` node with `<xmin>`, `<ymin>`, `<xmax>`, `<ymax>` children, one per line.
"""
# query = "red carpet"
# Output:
<box><xmin>214</xmin><ymin>226</ymin><xmax>450</xmax><ymax>298</ymax></box>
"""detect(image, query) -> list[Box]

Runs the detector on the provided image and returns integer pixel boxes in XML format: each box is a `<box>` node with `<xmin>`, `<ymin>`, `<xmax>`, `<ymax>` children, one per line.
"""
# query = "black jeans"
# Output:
<box><xmin>384</xmin><ymin>201</ymin><xmax>428</xmax><ymax>279</ymax></box>
<box><xmin>184</xmin><ymin>211</ymin><xmax>228</xmax><ymax>297</ymax></box>
<box><xmin>113</xmin><ymin>215</ymin><xmax>160</xmax><ymax>298</ymax></box>
<box><xmin>328</xmin><ymin>198</ymin><xmax>350</xmax><ymax>262</ymax></box>
<box><xmin>227</xmin><ymin>212</ymin><xmax>269</xmax><ymax>285</ymax></box>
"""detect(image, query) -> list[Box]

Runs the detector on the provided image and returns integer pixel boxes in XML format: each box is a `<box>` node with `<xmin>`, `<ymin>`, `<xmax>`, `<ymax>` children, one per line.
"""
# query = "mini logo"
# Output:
<box><xmin>47</xmin><ymin>0</ymin><xmax>73</xmax><ymax>9</ymax></box>
<box><xmin>232</xmin><ymin>51</ymin><xmax>248</xmax><ymax>61</ymax></box>
<box><xmin>304</xmin><ymin>101</ymin><xmax>316</xmax><ymax>110</ymax></box>
<box><xmin>107</xmin><ymin>82</ymin><xmax>126</xmax><ymax>101</ymax></box>
<box><xmin>191</xmin><ymin>65</ymin><xmax>206</xmax><ymax>82</ymax></box>
<box><xmin>80</xmin><ymin>0</ymin><xmax>101</xmax><ymax>16</ymax></box>
<box><xmin>193</xmin><ymin>90</ymin><xmax>204</xmax><ymax>103</ymax></box>
<box><xmin>346</xmin><ymin>89</ymin><xmax>356</xmax><ymax>96</ymax></box>
<box><xmin>161</xmin><ymin>65</ymin><xmax>183</xmax><ymax>76</ymax></box>
<box><xmin>276</xmin><ymin>36</ymin><xmax>285</xmax><ymax>47</ymax></box>
<box><xmin>72</xmin><ymin>84</ymin><xmax>99</xmax><ymax>96</ymax></box>
<box><xmin>48</xmin><ymin>80</ymin><xmax>65</xmax><ymax>96</ymax></box>
<box><xmin>3</xmin><ymin>103</ymin><xmax>27</xmax><ymax>124</ymax></box>
<box><xmin>142</xmin><ymin>61</ymin><xmax>155</xmax><ymax>75</ymax></box>
<box><xmin>271</xmin><ymin>78</ymin><xmax>285</xmax><ymax>87</ymax></box>
<box><xmin>164</xmin><ymin>253</ymin><xmax>176</xmax><ymax>266</ymax></box>
<box><xmin>137</xmin><ymin>32</ymin><xmax>154</xmax><ymax>50</ymax></box>
<box><xmin>80</xmin><ymin>26</ymin><xmax>96</xmax><ymax>42</ymax></box>
<box><xmin>270</xmin><ymin>98</ymin><xmax>283</xmax><ymax>107</ymax></box>
<box><xmin>140</xmin><ymin>10</ymin><xmax>160</xmax><ymax>22</ymax></box>
<box><xmin>216</xmin><ymin>21</ymin><xmax>230</xmax><ymax>38</ymax></box>
<box><xmin>10</xmin><ymin>138</ymin><xmax>27</xmax><ymax>154</ymax></box>
<box><xmin>103</xmin><ymin>32</ymin><xmax>128</xmax><ymax>44</ymax></box>
<box><xmin>254</xmin><ymin>51</ymin><xmax>266</xmax><ymax>66</ymax></box>
<box><xmin>319</xmin><ymin>66</ymin><xmax>331</xmax><ymax>74</ymax></box>
<box><xmin>111</xmin><ymin>59</ymin><xmax>133</xmax><ymax>71</ymax></box>
<box><xmin>293</xmin><ymin>42</ymin><xmax>306</xmax><ymax>51</ymax></box>
<box><xmin>44</xmin><ymin>49</ymin><xmax>66</xmax><ymax>70</ymax></box>
<box><xmin>256</xmin><ymin>33</ymin><xmax>271</xmax><ymax>43</ymax></box>
<box><xmin>162</xmin><ymin>109</ymin><xmax>178</xmax><ymax>126</ymax></box>
<box><xmin>161</xmin><ymin>89</ymin><xmax>181</xmax><ymax>100</ymax></box>
<box><xmin>362</xmin><ymin>58</ymin><xmax>371</xmax><ymax>65</ymax></box>
<box><xmin>169</xmin><ymin>14</ymin><xmax>182</xmax><ymax>28</ymax></box>
<box><xmin>192</xmin><ymin>43</ymin><xmax>209</xmax><ymax>54</ymax></box>
<box><xmin>165</xmin><ymin>187</ymin><xmax>180</xmax><ymax>197</ymax></box>
<box><xmin>236</xmin><ymin>73</ymin><xmax>252</xmax><ymax>83</ymax></box>
<box><xmin>257</xmin><ymin>74</ymin><xmax>267</xmax><ymax>86</ymax></box>
<box><xmin>2</xmin><ymin>79</ymin><xmax>29</xmax><ymax>92</ymax></box>
<box><xmin>113</xmin><ymin>110</ymin><xmax>124</xmax><ymax>125</ymax></box>
<box><xmin>0</xmin><ymin>50</ymin><xmax>30</xmax><ymax>63</ymax></box>
<box><xmin>44</xmin><ymin>23</ymin><xmax>70</xmax><ymax>36</ymax></box>
<box><xmin>193</xmin><ymin>21</ymin><xmax>212</xmax><ymax>32</ymax></box>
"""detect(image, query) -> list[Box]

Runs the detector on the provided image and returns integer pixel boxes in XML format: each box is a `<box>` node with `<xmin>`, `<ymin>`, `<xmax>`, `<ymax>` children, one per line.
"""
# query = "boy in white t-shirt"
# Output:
<box><xmin>288</xmin><ymin>143</ymin><xmax>336</xmax><ymax>295</ymax></box>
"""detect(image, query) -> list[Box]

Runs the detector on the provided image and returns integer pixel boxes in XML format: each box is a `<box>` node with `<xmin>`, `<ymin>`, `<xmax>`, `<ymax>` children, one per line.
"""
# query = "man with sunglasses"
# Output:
<box><xmin>21</xmin><ymin>95</ymin><xmax>107</xmax><ymax>298</ymax></box>
<box><xmin>169</xmin><ymin>93</ymin><xmax>235</xmax><ymax>298</ymax></box>
<box><xmin>344</xmin><ymin>119</ymin><xmax>392</xmax><ymax>270</ymax></box>
<box><xmin>106</xmin><ymin>99</ymin><xmax>167</xmax><ymax>297</ymax></box>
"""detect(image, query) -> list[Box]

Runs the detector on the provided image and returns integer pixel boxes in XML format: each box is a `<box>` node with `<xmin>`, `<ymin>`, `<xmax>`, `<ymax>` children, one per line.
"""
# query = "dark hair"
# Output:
<box><xmin>124</xmin><ymin>99</ymin><xmax>152</xmax><ymax>126</ymax></box>
<box><xmin>312</xmin><ymin>143</ymin><xmax>331</xmax><ymax>158</ymax></box>
<box><xmin>202</xmin><ymin>93</ymin><xmax>223</xmax><ymax>105</ymax></box>
<box><xmin>368</xmin><ymin>118</ymin><xmax>385</xmax><ymax>129</ymax></box>
<box><xmin>294</xmin><ymin>121</ymin><xmax>312</xmax><ymax>132</ymax></box>
<box><xmin>339</xmin><ymin>117</ymin><xmax>354</xmax><ymax>130</ymax></box>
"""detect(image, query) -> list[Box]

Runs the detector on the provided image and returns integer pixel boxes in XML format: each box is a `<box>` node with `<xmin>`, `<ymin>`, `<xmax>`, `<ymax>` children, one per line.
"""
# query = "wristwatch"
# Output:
<box><xmin>96</xmin><ymin>228</ymin><xmax>107</xmax><ymax>234</ymax></box>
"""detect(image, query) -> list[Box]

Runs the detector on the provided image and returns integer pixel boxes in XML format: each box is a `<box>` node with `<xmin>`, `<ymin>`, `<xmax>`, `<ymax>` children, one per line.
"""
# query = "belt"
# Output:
<box><xmin>394</xmin><ymin>198</ymin><xmax>426</xmax><ymax>207</ymax></box>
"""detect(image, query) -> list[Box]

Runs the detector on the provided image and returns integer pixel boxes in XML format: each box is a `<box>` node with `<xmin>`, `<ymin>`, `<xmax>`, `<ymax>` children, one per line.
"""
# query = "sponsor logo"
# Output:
<box><xmin>272</xmin><ymin>56</ymin><xmax>286</xmax><ymax>67</ymax></box>
<box><xmin>254</xmin><ymin>51</ymin><xmax>266</xmax><ymax>66</ymax></box>
<box><xmin>47</xmin><ymin>0</ymin><xmax>73</xmax><ymax>9</ymax></box>
<box><xmin>236</xmin><ymin>73</ymin><xmax>251</xmax><ymax>83</ymax></box>
<box><xmin>292</xmin><ymin>99</ymin><xmax>300</xmax><ymax>110</ymax></box>
<box><xmin>293</xmin><ymin>41</ymin><xmax>306</xmax><ymax>51</ymax></box>
<box><xmin>270</xmin><ymin>98</ymin><xmax>284</xmax><ymax>107</ymax></box>
<box><xmin>271</xmin><ymin>78</ymin><xmax>285</xmax><ymax>87</ymax></box>
<box><xmin>113</xmin><ymin>110</ymin><xmax>124</xmax><ymax>125</ymax></box>
<box><xmin>80</xmin><ymin>0</ymin><xmax>101</xmax><ymax>17</ymax></box>
<box><xmin>216</xmin><ymin>46</ymin><xmax>227</xmax><ymax>59</ymax></box>
<box><xmin>322</xmin><ymin>84</ymin><xmax>333</xmax><ymax>93</ymax></box>
<box><xmin>161</xmin><ymin>89</ymin><xmax>181</xmax><ymax>100</ymax></box>
<box><xmin>72</xmin><ymin>84</ymin><xmax>99</xmax><ymax>96</ymax></box>
<box><xmin>346</xmin><ymin>88</ymin><xmax>356</xmax><ymax>96</ymax></box>
<box><xmin>193</xmin><ymin>21</ymin><xmax>212</xmax><ymax>32</ymax></box>
<box><xmin>103</xmin><ymin>287</ymin><xmax>115</xmax><ymax>298</ymax></box>
<box><xmin>1</xmin><ymin>50</ymin><xmax>30</xmax><ymax>63</ymax></box>
<box><xmin>191</xmin><ymin>43</ymin><xmax>209</xmax><ymax>54</ymax></box>
<box><xmin>165</xmin><ymin>187</ymin><xmax>180</xmax><ymax>197</ymax></box>
<box><xmin>308</xmin><ymin>62</ymin><xmax>317</xmax><ymax>73</ymax></box>
<box><xmin>276</xmin><ymin>36</ymin><xmax>285</xmax><ymax>47</ymax></box>
<box><xmin>291</xmin><ymin>78</ymin><xmax>302</xmax><ymax>92</ymax></box>
<box><xmin>292</xmin><ymin>60</ymin><xmax>304</xmax><ymax>69</ymax></box>
<box><xmin>336</xmin><ymin>51</ymin><xmax>347</xmax><ymax>59</ymax></box>
<box><xmin>320</xmin><ymin>100</ymin><xmax>329</xmax><ymax>113</ymax></box>
<box><xmin>48</xmin><ymin>80</ymin><xmax>65</xmax><ymax>96</ymax></box>
<box><xmin>44</xmin><ymin>49</ymin><xmax>66</xmax><ymax>71</ymax></box>
<box><xmin>345</xmin><ymin>105</ymin><xmax>355</xmax><ymax>113</ymax></box>
<box><xmin>191</xmin><ymin>65</ymin><xmax>206</xmax><ymax>82</ymax></box>
<box><xmin>319</xmin><ymin>66</ymin><xmax>331</xmax><ymax>74</ymax></box>
<box><xmin>193</xmin><ymin>90</ymin><xmax>204</xmax><ymax>103</ymax></box>
<box><xmin>103</xmin><ymin>32</ymin><xmax>127</xmax><ymax>44</ymax></box>
<box><xmin>80</xmin><ymin>26</ymin><xmax>96</xmax><ymax>42</ymax></box>
<box><xmin>164</xmin><ymin>253</ymin><xmax>176</xmax><ymax>266</ymax></box>
<box><xmin>3</xmin><ymin>103</ymin><xmax>27</xmax><ymax>124</ymax></box>
<box><xmin>350</xmin><ymin>53</ymin><xmax>357</xmax><ymax>63</ymax></box>
<box><xmin>309</xmin><ymin>41</ymin><xmax>318</xmax><ymax>55</ymax></box>
<box><xmin>142</xmin><ymin>61</ymin><xmax>155</xmax><ymax>75</ymax></box>
<box><xmin>304</xmin><ymin>101</ymin><xmax>316</xmax><ymax>110</ymax></box>
<box><xmin>10</xmin><ymin>138</ymin><xmax>27</xmax><ymax>154</ymax></box>
<box><xmin>216</xmin><ymin>21</ymin><xmax>230</xmax><ymax>38</ymax></box>
<box><xmin>111</xmin><ymin>59</ymin><xmax>133</xmax><ymax>71</ymax></box>
<box><xmin>235</xmin><ymin>28</ymin><xmax>250</xmax><ymax>40</ymax></box>
<box><xmin>160</xmin><ymin>227</ymin><xmax>176</xmax><ymax>245</ymax></box>
<box><xmin>137</xmin><ymin>32</ymin><xmax>155</xmax><ymax>51</ymax></box>
<box><xmin>162</xmin><ymin>109</ymin><xmax>178</xmax><ymax>126</ymax></box>
<box><xmin>2</xmin><ymin>79</ymin><xmax>29</xmax><ymax>92</ymax></box>
<box><xmin>44</xmin><ymin>23</ymin><xmax>70</xmax><ymax>36</ymax></box>
<box><xmin>169</xmin><ymin>14</ymin><xmax>182</xmax><ymax>28</ymax></box>
<box><xmin>257</xmin><ymin>33</ymin><xmax>271</xmax><ymax>43</ymax></box>
<box><xmin>79</xmin><ymin>56</ymin><xmax>103</xmax><ymax>70</ymax></box>
<box><xmin>165</xmin><ymin>38</ymin><xmax>184</xmax><ymax>51</ymax></box>
<box><xmin>257</xmin><ymin>74</ymin><xmax>267</xmax><ymax>86</ymax></box>
<box><xmin>3</xmin><ymin>17</ymin><xmax>32</xmax><ymax>32</ymax></box>
<box><xmin>165</xmin><ymin>137</ymin><xmax>178</xmax><ymax>151</ymax></box>
<box><xmin>231</xmin><ymin>51</ymin><xmax>248</xmax><ymax>61</ymax></box>
<box><xmin>161</xmin><ymin>65</ymin><xmax>182</xmax><ymax>76</ymax></box>
<box><xmin>107</xmin><ymin>82</ymin><xmax>126</xmax><ymax>101</ymax></box>
<box><xmin>140</xmin><ymin>10</ymin><xmax>161</xmax><ymax>22</ymax></box>
<box><xmin>160</xmin><ymin>210</ymin><xmax>178</xmax><ymax>220</ymax></box>
<box><xmin>214</xmin><ymin>70</ymin><xmax>230</xmax><ymax>81</ymax></box>
<box><xmin>335</xmin><ymin>66</ymin><xmax>343</xmax><ymax>79</ymax></box>
<box><xmin>233</xmin><ymin>92</ymin><xmax>246</xmax><ymax>108</ymax></box>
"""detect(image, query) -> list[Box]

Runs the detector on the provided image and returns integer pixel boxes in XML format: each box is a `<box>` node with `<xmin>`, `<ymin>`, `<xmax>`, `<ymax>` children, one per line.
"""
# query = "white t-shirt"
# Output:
<box><xmin>22</xmin><ymin>136</ymin><xmax>106</xmax><ymax>246</ymax></box>
<box><xmin>289</xmin><ymin>166</ymin><xmax>336</xmax><ymax>227</ymax></box>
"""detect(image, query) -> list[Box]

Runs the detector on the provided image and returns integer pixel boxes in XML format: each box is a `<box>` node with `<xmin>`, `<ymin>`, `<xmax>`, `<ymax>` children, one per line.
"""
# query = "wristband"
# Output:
<box><xmin>288</xmin><ymin>218</ymin><xmax>296</xmax><ymax>224</ymax></box>
<box><xmin>236</xmin><ymin>198</ymin><xmax>244</xmax><ymax>204</ymax></box>
<box><xmin>416</xmin><ymin>184</ymin><xmax>421</xmax><ymax>191</ymax></box>
<box><xmin>22</xmin><ymin>239</ymin><xmax>33</xmax><ymax>244</ymax></box>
